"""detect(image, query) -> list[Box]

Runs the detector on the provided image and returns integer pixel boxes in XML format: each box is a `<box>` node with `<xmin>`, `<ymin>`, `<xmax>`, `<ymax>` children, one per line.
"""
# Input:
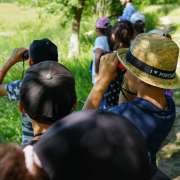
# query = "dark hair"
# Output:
<box><xmin>34</xmin><ymin>110</ymin><xmax>151</xmax><ymax>180</ymax></box>
<box><xmin>111</xmin><ymin>20</ymin><xmax>134</xmax><ymax>50</ymax></box>
<box><xmin>20</xmin><ymin>61</ymin><xmax>76</xmax><ymax>124</ymax></box>
<box><xmin>133</xmin><ymin>20</ymin><xmax>145</xmax><ymax>35</ymax></box>
<box><xmin>0</xmin><ymin>144</ymin><xmax>48</xmax><ymax>180</ymax></box>
<box><xmin>29</xmin><ymin>38</ymin><xmax>58</xmax><ymax>64</ymax></box>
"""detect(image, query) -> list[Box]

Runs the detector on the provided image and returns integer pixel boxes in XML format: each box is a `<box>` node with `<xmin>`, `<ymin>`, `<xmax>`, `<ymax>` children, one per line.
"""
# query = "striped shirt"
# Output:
<box><xmin>6</xmin><ymin>80</ymin><xmax>33</xmax><ymax>145</ymax></box>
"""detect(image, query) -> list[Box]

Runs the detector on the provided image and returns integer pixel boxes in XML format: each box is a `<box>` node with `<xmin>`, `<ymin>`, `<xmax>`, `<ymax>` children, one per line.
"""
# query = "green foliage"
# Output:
<box><xmin>135</xmin><ymin>0</ymin><xmax>180</xmax><ymax>6</ymax></box>
<box><xmin>0</xmin><ymin>98</ymin><xmax>21</xmax><ymax>143</ymax></box>
<box><xmin>144</xmin><ymin>13</ymin><xmax>159</xmax><ymax>31</ymax></box>
<box><xmin>62</xmin><ymin>58</ymin><xmax>92</xmax><ymax>110</ymax></box>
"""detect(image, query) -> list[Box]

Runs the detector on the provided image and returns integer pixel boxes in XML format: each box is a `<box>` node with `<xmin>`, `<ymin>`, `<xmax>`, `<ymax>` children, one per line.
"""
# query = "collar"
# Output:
<box><xmin>23</xmin><ymin>145</ymin><xmax>42</xmax><ymax>175</ymax></box>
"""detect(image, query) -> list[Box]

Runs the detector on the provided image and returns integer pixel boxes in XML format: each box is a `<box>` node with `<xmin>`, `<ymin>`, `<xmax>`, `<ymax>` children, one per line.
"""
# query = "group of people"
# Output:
<box><xmin>0</xmin><ymin>0</ymin><xmax>180</xmax><ymax>179</ymax></box>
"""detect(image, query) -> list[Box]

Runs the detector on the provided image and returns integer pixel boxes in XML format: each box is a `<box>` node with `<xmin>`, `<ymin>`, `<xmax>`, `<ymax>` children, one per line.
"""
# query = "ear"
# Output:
<box><xmin>72</xmin><ymin>101</ymin><xmax>77</xmax><ymax>111</ymax></box>
<box><xmin>19</xmin><ymin>102</ymin><xmax>25</xmax><ymax>113</ymax></box>
<box><xmin>28</xmin><ymin>58</ymin><xmax>34</xmax><ymax>66</ymax></box>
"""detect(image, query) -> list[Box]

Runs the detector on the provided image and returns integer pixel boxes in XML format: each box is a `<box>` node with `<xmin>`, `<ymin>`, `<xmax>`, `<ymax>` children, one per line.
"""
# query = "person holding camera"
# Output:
<box><xmin>83</xmin><ymin>33</ymin><xmax>180</xmax><ymax>169</ymax></box>
<box><xmin>0</xmin><ymin>38</ymin><xmax>58</xmax><ymax>145</ymax></box>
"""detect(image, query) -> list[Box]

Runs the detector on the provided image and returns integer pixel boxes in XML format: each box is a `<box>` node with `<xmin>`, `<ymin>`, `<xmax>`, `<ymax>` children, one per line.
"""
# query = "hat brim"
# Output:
<box><xmin>117</xmin><ymin>48</ymin><xmax>180</xmax><ymax>89</ymax></box>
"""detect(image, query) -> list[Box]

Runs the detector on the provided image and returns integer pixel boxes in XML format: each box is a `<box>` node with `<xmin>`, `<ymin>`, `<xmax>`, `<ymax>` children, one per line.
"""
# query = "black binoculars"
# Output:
<box><xmin>22</xmin><ymin>50</ymin><xmax>29</xmax><ymax>60</ymax></box>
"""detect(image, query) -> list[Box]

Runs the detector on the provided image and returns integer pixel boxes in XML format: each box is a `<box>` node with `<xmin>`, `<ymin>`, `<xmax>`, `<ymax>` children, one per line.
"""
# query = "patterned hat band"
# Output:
<box><xmin>126</xmin><ymin>50</ymin><xmax>176</xmax><ymax>79</ymax></box>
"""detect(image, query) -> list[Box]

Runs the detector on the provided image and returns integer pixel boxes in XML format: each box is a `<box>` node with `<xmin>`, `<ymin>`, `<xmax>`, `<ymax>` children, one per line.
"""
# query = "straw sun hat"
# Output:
<box><xmin>117</xmin><ymin>33</ymin><xmax>180</xmax><ymax>89</ymax></box>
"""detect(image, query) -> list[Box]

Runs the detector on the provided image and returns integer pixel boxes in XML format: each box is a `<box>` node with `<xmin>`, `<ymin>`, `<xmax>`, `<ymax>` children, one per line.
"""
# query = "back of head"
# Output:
<box><xmin>117</xmin><ymin>33</ymin><xmax>180</xmax><ymax>89</ymax></box>
<box><xmin>130</xmin><ymin>12</ymin><xmax>145</xmax><ymax>35</ymax></box>
<box><xmin>0</xmin><ymin>144</ymin><xmax>49</xmax><ymax>180</ymax></box>
<box><xmin>20</xmin><ymin>61</ymin><xmax>76</xmax><ymax>124</ymax></box>
<box><xmin>96</xmin><ymin>16</ymin><xmax>110</xmax><ymax>30</ymax></box>
<box><xmin>34</xmin><ymin>110</ymin><xmax>151</xmax><ymax>180</ymax></box>
<box><xmin>29</xmin><ymin>38</ymin><xmax>58</xmax><ymax>64</ymax></box>
<box><xmin>112</xmin><ymin>20</ymin><xmax>134</xmax><ymax>49</ymax></box>
<box><xmin>0</xmin><ymin>144</ymin><xmax>32</xmax><ymax>180</ymax></box>
<box><xmin>96</xmin><ymin>16</ymin><xmax>111</xmax><ymax>36</ymax></box>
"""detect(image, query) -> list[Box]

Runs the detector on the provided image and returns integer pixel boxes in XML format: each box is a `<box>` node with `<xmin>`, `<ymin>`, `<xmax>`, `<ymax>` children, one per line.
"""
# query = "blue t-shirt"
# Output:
<box><xmin>106</xmin><ymin>96</ymin><xmax>175</xmax><ymax>165</ymax></box>
<box><xmin>118</xmin><ymin>3</ymin><xmax>136</xmax><ymax>21</ymax></box>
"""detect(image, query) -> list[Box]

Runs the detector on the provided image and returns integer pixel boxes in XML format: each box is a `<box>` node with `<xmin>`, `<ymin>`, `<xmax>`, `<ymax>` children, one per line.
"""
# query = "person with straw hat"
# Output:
<box><xmin>83</xmin><ymin>33</ymin><xmax>180</xmax><ymax>166</ymax></box>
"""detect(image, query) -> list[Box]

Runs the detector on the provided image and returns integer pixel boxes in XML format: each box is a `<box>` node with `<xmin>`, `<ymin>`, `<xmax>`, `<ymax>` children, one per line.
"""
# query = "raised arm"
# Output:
<box><xmin>0</xmin><ymin>48</ymin><xmax>27</xmax><ymax>83</ymax></box>
<box><xmin>83</xmin><ymin>53</ymin><xmax>118</xmax><ymax>109</ymax></box>
<box><xmin>0</xmin><ymin>48</ymin><xmax>27</xmax><ymax>96</ymax></box>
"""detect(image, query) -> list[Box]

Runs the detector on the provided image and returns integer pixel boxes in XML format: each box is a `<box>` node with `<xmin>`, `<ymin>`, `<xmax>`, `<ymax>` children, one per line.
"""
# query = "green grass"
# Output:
<box><xmin>0</xmin><ymin>3</ymin><xmax>93</xmax><ymax>143</ymax></box>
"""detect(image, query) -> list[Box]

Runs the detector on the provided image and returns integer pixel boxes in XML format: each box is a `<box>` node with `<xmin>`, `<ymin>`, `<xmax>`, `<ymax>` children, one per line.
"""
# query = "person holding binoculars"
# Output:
<box><xmin>0</xmin><ymin>39</ymin><xmax>58</xmax><ymax>145</ymax></box>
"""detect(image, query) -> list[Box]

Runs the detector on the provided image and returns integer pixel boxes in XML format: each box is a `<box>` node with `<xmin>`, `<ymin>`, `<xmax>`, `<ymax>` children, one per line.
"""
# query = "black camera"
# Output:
<box><xmin>22</xmin><ymin>50</ymin><xmax>29</xmax><ymax>60</ymax></box>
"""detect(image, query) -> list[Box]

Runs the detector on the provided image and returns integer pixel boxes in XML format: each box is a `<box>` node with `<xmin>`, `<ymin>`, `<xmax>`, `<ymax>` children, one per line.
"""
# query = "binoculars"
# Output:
<box><xmin>22</xmin><ymin>50</ymin><xmax>29</xmax><ymax>60</ymax></box>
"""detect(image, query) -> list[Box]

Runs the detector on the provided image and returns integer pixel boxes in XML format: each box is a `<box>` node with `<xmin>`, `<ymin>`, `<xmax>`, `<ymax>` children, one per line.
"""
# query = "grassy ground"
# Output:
<box><xmin>0</xmin><ymin>3</ymin><xmax>93</xmax><ymax>144</ymax></box>
<box><xmin>0</xmin><ymin>2</ymin><xmax>179</xmax><ymax>179</ymax></box>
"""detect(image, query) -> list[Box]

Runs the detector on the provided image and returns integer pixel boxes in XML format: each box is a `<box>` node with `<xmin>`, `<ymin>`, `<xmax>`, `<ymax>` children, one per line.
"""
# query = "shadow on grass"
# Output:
<box><xmin>158</xmin><ymin>150</ymin><xmax>180</xmax><ymax>178</ymax></box>
<box><xmin>158</xmin><ymin>109</ymin><xmax>180</xmax><ymax>178</ymax></box>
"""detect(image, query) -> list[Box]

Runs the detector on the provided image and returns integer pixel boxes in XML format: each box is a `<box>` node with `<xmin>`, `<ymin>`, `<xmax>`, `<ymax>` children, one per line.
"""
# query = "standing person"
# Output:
<box><xmin>20</xmin><ymin>61</ymin><xmax>76</xmax><ymax>145</ymax></box>
<box><xmin>0</xmin><ymin>39</ymin><xmax>58</xmax><ymax>145</ymax></box>
<box><xmin>111</xmin><ymin>20</ymin><xmax>134</xmax><ymax>50</ymax></box>
<box><xmin>130</xmin><ymin>12</ymin><xmax>145</xmax><ymax>37</ymax></box>
<box><xmin>83</xmin><ymin>33</ymin><xmax>180</xmax><ymax>167</ymax></box>
<box><xmin>91</xmin><ymin>16</ymin><xmax>111</xmax><ymax>84</ymax></box>
<box><xmin>99</xmin><ymin>20</ymin><xmax>134</xmax><ymax>109</ymax></box>
<box><xmin>118</xmin><ymin>0</ymin><xmax>136</xmax><ymax>22</ymax></box>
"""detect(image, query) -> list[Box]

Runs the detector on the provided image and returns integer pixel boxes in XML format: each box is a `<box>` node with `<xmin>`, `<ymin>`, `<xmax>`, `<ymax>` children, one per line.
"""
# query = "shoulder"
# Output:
<box><xmin>127</xmin><ymin>3</ymin><xmax>135</xmax><ymax>10</ymax></box>
<box><xmin>94</xmin><ymin>36</ymin><xmax>109</xmax><ymax>50</ymax></box>
<box><xmin>95</xmin><ymin>36</ymin><xmax>107</xmax><ymax>43</ymax></box>
<box><xmin>6</xmin><ymin>80</ymin><xmax>22</xmax><ymax>89</ymax></box>
<box><xmin>107</xmin><ymin>103</ymin><xmax>129</xmax><ymax>114</ymax></box>
<box><xmin>6</xmin><ymin>80</ymin><xmax>22</xmax><ymax>101</ymax></box>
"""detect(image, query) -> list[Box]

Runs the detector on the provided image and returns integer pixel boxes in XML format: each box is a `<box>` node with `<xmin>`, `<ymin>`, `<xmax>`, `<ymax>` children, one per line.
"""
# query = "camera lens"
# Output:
<box><xmin>22</xmin><ymin>50</ymin><xmax>29</xmax><ymax>60</ymax></box>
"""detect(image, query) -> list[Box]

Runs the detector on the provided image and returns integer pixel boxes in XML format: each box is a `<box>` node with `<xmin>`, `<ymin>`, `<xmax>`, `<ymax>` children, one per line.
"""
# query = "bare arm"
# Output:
<box><xmin>83</xmin><ymin>52</ymin><xmax>118</xmax><ymax>109</ymax></box>
<box><xmin>95</xmin><ymin>48</ymin><xmax>104</xmax><ymax>74</ymax></box>
<box><xmin>0</xmin><ymin>48</ymin><xmax>27</xmax><ymax>96</ymax></box>
<box><xmin>0</xmin><ymin>48</ymin><xmax>27</xmax><ymax>83</ymax></box>
<box><xmin>0</xmin><ymin>84</ymin><xmax>7</xmax><ymax>96</ymax></box>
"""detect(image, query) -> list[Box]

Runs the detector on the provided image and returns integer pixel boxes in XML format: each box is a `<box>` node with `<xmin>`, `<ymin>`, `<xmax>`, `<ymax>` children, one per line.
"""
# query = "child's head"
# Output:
<box><xmin>120</xmin><ymin>0</ymin><xmax>132</xmax><ymax>5</ymax></box>
<box><xmin>0</xmin><ymin>144</ymin><xmax>48</xmax><ymax>180</ymax></box>
<box><xmin>130</xmin><ymin>12</ymin><xmax>145</xmax><ymax>36</ymax></box>
<box><xmin>20</xmin><ymin>61</ymin><xmax>76</xmax><ymax>126</ymax></box>
<box><xmin>95</xmin><ymin>16</ymin><xmax>111</xmax><ymax>36</ymax></box>
<box><xmin>111</xmin><ymin>20</ymin><xmax>134</xmax><ymax>49</ymax></box>
<box><xmin>29</xmin><ymin>38</ymin><xmax>58</xmax><ymax>65</ymax></box>
<box><xmin>34</xmin><ymin>110</ymin><xmax>151</xmax><ymax>180</ymax></box>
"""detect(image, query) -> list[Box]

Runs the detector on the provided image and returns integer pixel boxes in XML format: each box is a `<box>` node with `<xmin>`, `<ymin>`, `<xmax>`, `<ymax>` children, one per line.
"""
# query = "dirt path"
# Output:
<box><xmin>157</xmin><ymin>15</ymin><xmax>180</xmax><ymax>179</ymax></box>
<box><xmin>158</xmin><ymin>107</ymin><xmax>180</xmax><ymax>179</ymax></box>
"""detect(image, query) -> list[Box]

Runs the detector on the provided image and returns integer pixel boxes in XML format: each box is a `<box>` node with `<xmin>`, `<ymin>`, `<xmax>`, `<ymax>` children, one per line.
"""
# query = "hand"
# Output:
<box><xmin>83</xmin><ymin>53</ymin><xmax>119</xmax><ymax>110</ymax></box>
<box><xmin>96</xmin><ymin>52</ymin><xmax>119</xmax><ymax>86</ymax></box>
<box><xmin>8</xmin><ymin>48</ymin><xmax>28</xmax><ymax>64</ymax></box>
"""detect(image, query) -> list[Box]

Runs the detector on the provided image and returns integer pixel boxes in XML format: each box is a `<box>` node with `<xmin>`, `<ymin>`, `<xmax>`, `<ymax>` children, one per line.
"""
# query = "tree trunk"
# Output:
<box><xmin>68</xmin><ymin>0</ymin><xmax>85</xmax><ymax>58</ymax></box>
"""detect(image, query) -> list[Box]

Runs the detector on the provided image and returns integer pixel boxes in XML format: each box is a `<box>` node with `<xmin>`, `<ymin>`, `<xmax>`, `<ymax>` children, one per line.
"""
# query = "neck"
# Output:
<box><xmin>126</xmin><ymin>2</ymin><xmax>131</xmax><ymax>6</ymax></box>
<box><xmin>23</xmin><ymin>145</ymin><xmax>42</xmax><ymax>176</ymax></box>
<box><xmin>32</xmin><ymin>120</ymin><xmax>50</xmax><ymax>138</ymax></box>
<box><xmin>137</xmin><ymin>85</ymin><xmax>167</xmax><ymax>110</ymax></box>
